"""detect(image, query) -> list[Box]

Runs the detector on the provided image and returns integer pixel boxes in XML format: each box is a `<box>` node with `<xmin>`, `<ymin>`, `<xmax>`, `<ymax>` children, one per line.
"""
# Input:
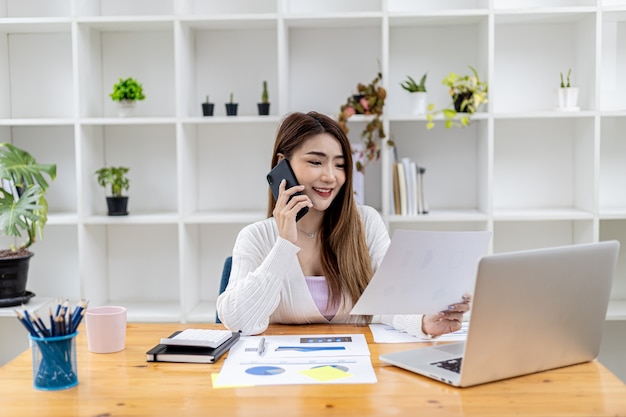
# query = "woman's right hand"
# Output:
<box><xmin>273</xmin><ymin>179</ymin><xmax>311</xmax><ymax>243</ymax></box>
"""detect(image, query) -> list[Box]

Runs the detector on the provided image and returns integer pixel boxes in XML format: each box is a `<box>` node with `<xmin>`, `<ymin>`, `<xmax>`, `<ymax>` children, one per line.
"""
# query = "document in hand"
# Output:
<box><xmin>351</xmin><ymin>230</ymin><xmax>492</xmax><ymax>315</ymax></box>
<box><xmin>214</xmin><ymin>334</ymin><xmax>376</xmax><ymax>387</ymax></box>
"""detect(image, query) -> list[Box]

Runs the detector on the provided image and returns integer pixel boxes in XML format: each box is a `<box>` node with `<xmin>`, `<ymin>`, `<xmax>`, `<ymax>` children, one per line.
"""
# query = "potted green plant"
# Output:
<box><xmin>426</xmin><ymin>66</ymin><xmax>488</xmax><ymax>129</ymax></box>
<box><xmin>257</xmin><ymin>81</ymin><xmax>270</xmax><ymax>116</ymax></box>
<box><xmin>225</xmin><ymin>92</ymin><xmax>238</xmax><ymax>116</ymax></box>
<box><xmin>400</xmin><ymin>72</ymin><xmax>428</xmax><ymax>115</ymax></box>
<box><xmin>95</xmin><ymin>166</ymin><xmax>130</xmax><ymax>216</ymax></box>
<box><xmin>110</xmin><ymin>77</ymin><xmax>146</xmax><ymax>117</ymax></box>
<box><xmin>0</xmin><ymin>143</ymin><xmax>56</xmax><ymax>306</ymax></box>
<box><xmin>202</xmin><ymin>95</ymin><xmax>214</xmax><ymax>116</ymax></box>
<box><xmin>557</xmin><ymin>68</ymin><xmax>579</xmax><ymax>111</ymax></box>
<box><xmin>338</xmin><ymin>71</ymin><xmax>388</xmax><ymax>173</ymax></box>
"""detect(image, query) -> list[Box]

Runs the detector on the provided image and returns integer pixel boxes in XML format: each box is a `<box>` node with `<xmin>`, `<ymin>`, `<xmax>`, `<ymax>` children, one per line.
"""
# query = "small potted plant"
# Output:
<box><xmin>257</xmin><ymin>81</ymin><xmax>270</xmax><ymax>116</ymax></box>
<box><xmin>338</xmin><ymin>71</ymin><xmax>387</xmax><ymax>173</ymax></box>
<box><xmin>110</xmin><ymin>77</ymin><xmax>146</xmax><ymax>117</ymax></box>
<box><xmin>400</xmin><ymin>72</ymin><xmax>428</xmax><ymax>115</ymax></box>
<box><xmin>95</xmin><ymin>166</ymin><xmax>130</xmax><ymax>216</ymax></box>
<box><xmin>225</xmin><ymin>92</ymin><xmax>238</xmax><ymax>116</ymax></box>
<box><xmin>426</xmin><ymin>66</ymin><xmax>488</xmax><ymax>129</ymax></box>
<box><xmin>0</xmin><ymin>143</ymin><xmax>56</xmax><ymax>306</ymax></box>
<box><xmin>557</xmin><ymin>69</ymin><xmax>579</xmax><ymax>111</ymax></box>
<box><xmin>202</xmin><ymin>95</ymin><xmax>214</xmax><ymax>116</ymax></box>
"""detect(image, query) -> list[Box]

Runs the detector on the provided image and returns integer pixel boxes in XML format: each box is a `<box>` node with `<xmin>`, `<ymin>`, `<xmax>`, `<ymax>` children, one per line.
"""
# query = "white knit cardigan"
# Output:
<box><xmin>216</xmin><ymin>205</ymin><xmax>428</xmax><ymax>337</ymax></box>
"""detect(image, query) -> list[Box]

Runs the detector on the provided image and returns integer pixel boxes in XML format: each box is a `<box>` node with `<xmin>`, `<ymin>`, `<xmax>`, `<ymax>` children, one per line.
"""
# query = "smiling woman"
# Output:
<box><xmin>215</xmin><ymin>111</ymin><xmax>471</xmax><ymax>339</ymax></box>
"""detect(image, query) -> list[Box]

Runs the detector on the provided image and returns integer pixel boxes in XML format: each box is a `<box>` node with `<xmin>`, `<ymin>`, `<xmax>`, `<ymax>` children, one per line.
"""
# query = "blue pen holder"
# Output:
<box><xmin>30</xmin><ymin>332</ymin><xmax>78</xmax><ymax>390</ymax></box>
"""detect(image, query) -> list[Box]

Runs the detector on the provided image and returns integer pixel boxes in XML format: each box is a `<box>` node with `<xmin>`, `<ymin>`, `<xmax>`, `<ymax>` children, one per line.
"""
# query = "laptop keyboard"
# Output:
<box><xmin>431</xmin><ymin>357</ymin><xmax>463</xmax><ymax>374</ymax></box>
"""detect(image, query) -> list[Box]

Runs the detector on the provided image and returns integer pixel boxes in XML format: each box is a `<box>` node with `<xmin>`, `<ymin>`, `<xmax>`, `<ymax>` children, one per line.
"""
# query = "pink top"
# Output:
<box><xmin>304</xmin><ymin>276</ymin><xmax>338</xmax><ymax>321</ymax></box>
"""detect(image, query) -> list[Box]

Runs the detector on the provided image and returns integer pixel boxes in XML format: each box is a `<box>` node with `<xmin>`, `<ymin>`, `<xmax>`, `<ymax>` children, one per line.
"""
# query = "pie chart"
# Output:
<box><xmin>245</xmin><ymin>366</ymin><xmax>286</xmax><ymax>376</ymax></box>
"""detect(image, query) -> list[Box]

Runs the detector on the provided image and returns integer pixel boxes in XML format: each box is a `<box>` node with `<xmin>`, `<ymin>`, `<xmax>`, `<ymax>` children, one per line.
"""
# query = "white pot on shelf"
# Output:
<box><xmin>409</xmin><ymin>92</ymin><xmax>428</xmax><ymax>115</ymax></box>
<box><xmin>117</xmin><ymin>100</ymin><xmax>136</xmax><ymax>117</ymax></box>
<box><xmin>557</xmin><ymin>87</ymin><xmax>579</xmax><ymax>111</ymax></box>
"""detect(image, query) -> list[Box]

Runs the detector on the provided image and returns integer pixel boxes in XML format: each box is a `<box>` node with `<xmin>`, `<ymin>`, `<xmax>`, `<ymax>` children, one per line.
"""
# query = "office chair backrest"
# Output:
<box><xmin>215</xmin><ymin>256</ymin><xmax>232</xmax><ymax>324</ymax></box>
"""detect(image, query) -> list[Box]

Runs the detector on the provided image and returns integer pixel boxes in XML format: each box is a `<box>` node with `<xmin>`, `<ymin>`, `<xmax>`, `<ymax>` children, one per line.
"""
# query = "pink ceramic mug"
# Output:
<box><xmin>85</xmin><ymin>306</ymin><xmax>127</xmax><ymax>353</ymax></box>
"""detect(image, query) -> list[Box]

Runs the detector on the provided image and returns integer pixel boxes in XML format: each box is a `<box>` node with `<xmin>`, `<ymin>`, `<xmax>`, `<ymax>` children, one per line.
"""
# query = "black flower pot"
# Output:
<box><xmin>257</xmin><ymin>102</ymin><xmax>270</xmax><ymax>116</ymax></box>
<box><xmin>0</xmin><ymin>251</ymin><xmax>34</xmax><ymax>305</ymax></box>
<box><xmin>453</xmin><ymin>93</ymin><xmax>474</xmax><ymax>113</ymax></box>
<box><xmin>106</xmin><ymin>196</ymin><xmax>129</xmax><ymax>216</ymax></box>
<box><xmin>202</xmin><ymin>103</ymin><xmax>214</xmax><ymax>116</ymax></box>
<box><xmin>225</xmin><ymin>103</ymin><xmax>238</xmax><ymax>116</ymax></box>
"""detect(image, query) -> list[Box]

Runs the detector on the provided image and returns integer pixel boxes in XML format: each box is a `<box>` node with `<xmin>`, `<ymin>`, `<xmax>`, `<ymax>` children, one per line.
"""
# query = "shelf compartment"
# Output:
<box><xmin>118</xmin><ymin>301</ymin><xmax>181</xmax><ymax>323</ymax></box>
<box><xmin>388</xmin><ymin>120</ymin><xmax>489</xmax><ymax>214</ymax></box>
<box><xmin>493</xmin><ymin>208</ymin><xmax>594</xmax><ymax>221</ymax></box>
<box><xmin>81</xmin><ymin>224</ymin><xmax>180</xmax><ymax>315</ymax></box>
<box><xmin>494</xmin><ymin>13</ymin><xmax>596</xmax><ymax>113</ymax></box>
<box><xmin>0</xmin><ymin>30</ymin><xmax>73</xmax><ymax>119</ymax></box>
<box><xmin>179</xmin><ymin>123</ymin><xmax>274</xmax><ymax>215</ymax></box>
<box><xmin>600</xmin><ymin>116</ymin><xmax>626</xmax><ymax>211</ymax></box>
<box><xmin>76</xmin><ymin>23</ymin><xmax>175</xmax><ymax>118</ymax></box>
<box><xmin>0</xmin><ymin>0</ymin><xmax>71</xmax><ymax>18</ymax></box>
<box><xmin>288</xmin><ymin>26</ymin><xmax>382</xmax><ymax>116</ymax></box>
<box><xmin>75</xmin><ymin>0</ymin><xmax>174</xmax><ymax>17</ymax></box>
<box><xmin>493</xmin><ymin>118</ymin><xmax>595</xmax><ymax>212</ymax></box>
<box><xmin>177</xmin><ymin>22</ymin><xmax>278</xmax><ymax>118</ymax></box>
<box><xmin>27</xmin><ymin>225</ymin><xmax>81</xmax><ymax>301</ymax></box>
<box><xmin>493</xmin><ymin>219</ymin><xmax>594</xmax><ymax>253</ymax></box>
<box><xmin>601</xmin><ymin>11</ymin><xmax>626</xmax><ymax>111</ymax></box>
<box><xmin>285</xmin><ymin>0</ymin><xmax>381</xmax><ymax>14</ymax></box>
<box><xmin>79</xmin><ymin>124</ymin><xmax>178</xmax><ymax>216</ymax></box>
<box><xmin>179</xmin><ymin>0</ymin><xmax>276</xmax><ymax>16</ymax></box>
<box><xmin>6</xmin><ymin>125</ymin><xmax>77</xmax><ymax>213</ymax></box>
<box><xmin>388</xmin><ymin>16</ymin><xmax>489</xmax><ymax>117</ymax></box>
<box><xmin>183</xmin><ymin>211</ymin><xmax>265</xmax><ymax>224</ymax></box>
<box><xmin>180</xmin><ymin>223</ymin><xmax>242</xmax><ymax>322</ymax></box>
<box><xmin>388</xmin><ymin>0</ymin><xmax>489</xmax><ymax>13</ymax></box>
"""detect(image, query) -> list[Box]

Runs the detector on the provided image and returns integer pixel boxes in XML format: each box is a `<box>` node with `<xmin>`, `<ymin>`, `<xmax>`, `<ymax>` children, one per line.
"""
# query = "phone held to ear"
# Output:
<box><xmin>266</xmin><ymin>159</ymin><xmax>309</xmax><ymax>221</ymax></box>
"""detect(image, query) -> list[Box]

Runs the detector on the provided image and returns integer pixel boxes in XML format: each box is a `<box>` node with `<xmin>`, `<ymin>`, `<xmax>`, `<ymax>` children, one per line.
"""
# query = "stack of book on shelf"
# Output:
<box><xmin>390</xmin><ymin>149</ymin><xmax>428</xmax><ymax>216</ymax></box>
<box><xmin>146</xmin><ymin>328</ymin><xmax>240</xmax><ymax>364</ymax></box>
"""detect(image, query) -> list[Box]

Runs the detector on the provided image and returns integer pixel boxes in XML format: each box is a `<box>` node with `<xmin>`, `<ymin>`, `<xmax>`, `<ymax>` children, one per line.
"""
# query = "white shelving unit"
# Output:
<box><xmin>1</xmin><ymin>0</ymin><xmax>626</xmax><ymax>324</ymax></box>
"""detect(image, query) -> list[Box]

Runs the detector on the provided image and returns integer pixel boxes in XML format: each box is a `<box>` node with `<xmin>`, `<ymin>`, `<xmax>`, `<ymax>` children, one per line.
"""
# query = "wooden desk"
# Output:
<box><xmin>1</xmin><ymin>323</ymin><xmax>626</xmax><ymax>416</ymax></box>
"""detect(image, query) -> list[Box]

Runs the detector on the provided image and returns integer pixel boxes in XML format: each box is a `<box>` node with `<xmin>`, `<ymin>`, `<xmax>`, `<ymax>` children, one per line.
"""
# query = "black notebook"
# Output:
<box><xmin>146</xmin><ymin>331</ymin><xmax>241</xmax><ymax>364</ymax></box>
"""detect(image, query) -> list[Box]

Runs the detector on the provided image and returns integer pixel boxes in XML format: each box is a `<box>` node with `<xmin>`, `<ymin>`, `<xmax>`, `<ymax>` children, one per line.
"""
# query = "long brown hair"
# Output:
<box><xmin>267</xmin><ymin>112</ymin><xmax>373</xmax><ymax>319</ymax></box>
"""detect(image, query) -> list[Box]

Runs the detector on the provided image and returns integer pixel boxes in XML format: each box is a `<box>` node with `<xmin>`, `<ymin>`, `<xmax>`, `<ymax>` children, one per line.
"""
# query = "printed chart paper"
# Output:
<box><xmin>214</xmin><ymin>334</ymin><xmax>376</xmax><ymax>387</ymax></box>
<box><xmin>369</xmin><ymin>323</ymin><xmax>469</xmax><ymax>343</ymax></box>
<box><xmin>351</xmin><ymin>230</ymin><xmax>491</xmax><ymax>315</ymax></box>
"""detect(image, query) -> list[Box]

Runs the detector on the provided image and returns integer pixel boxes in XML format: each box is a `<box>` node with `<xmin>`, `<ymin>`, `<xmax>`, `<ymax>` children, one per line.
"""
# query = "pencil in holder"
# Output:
<box><xmin>30</xmin><ymin>331</ymin><xmax>78</xmax><ymax>390</ymax></box>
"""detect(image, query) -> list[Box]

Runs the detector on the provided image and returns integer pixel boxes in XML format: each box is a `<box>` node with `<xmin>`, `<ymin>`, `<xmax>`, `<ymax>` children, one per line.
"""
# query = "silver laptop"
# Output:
<box><xmin>380</xmin><ymin>240</ymin><xmax>620</xmax><ymax>387</ymax></box>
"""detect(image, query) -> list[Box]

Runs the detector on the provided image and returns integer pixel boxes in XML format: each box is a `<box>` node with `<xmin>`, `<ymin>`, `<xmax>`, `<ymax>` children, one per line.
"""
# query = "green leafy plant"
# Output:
<box><xmin>426</xmin><ymin>66</ymin><xmax>488</xmax><ymax>129</ymax></box>
<box><xmin>338</xmin><ymin>71</ymin><xmax>388</xmax><ymax>173</ymax></box>
<box><xmin>95</xmin><ymin>166</ymin><xmax>130</xmax><ymax>198</ymax></box>
<box><xmin>0</xmin><ymin>143</ymin><xmax>56</xmax><ymax>254</ymax></box>
<box><xmin>400</xmin><ymin>72</ymin><xmax>427</xmax><ymax>93</ymax></box>
<box><xmin>560</xmin><ymin>69</ymin><xmax>572</xmax><ymax>88</ymax></box>
<box><xmin>229</xmin><ymin>92</ymin><xmax>234</xmax><ymax>104</ymax></box>
<box><xmin>205</xmin><ymin>95</ymin><xmax>210</xmax><ymax>103</ymax></box>
<box><xmin>110</xmin><ymin>78</ymin><xmax>146</xmax><ymax>102</ymax></box>
<box><xmin>261</xmin><ymin>81</ymin><xmax>269</xmax><ymax>103</ymax></box>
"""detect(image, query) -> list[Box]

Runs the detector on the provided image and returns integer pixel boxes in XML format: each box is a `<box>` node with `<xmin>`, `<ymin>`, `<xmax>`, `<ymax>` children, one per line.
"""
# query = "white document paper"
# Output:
<box><xmin>214</xmin><ymin>334</ymin><xmax>377</xmax><ymax>387</ymax></box>
<box><xmin>351</xmin><ymin>230</ymin><xmax>491</xmax><ymax>315</ymax></box>
<box><xmin>369</xmin><ymin>323</ymin><xmax>469</xmax><ymax>343</ymax></box>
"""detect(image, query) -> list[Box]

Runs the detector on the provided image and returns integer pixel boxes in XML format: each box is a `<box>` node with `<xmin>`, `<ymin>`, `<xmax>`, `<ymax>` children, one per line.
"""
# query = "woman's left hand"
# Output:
<box><xmin>422</xmin><ymin>294</ymin><xmax>471</xmax><ymax>337</ymax></box>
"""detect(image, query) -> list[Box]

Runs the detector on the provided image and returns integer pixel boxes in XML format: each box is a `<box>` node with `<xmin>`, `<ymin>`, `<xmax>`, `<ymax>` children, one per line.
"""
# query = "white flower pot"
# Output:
<box><xmin>117</xmin><ymin>100</ymin><xmax>136</xmax><ymax>117</ymax></box>
<box><xmin>557</xmin><ymin>87</ymin><xmax>579</xmax><ymax>111</ymax></box>
<box><xmin>409</xmin><ymin>92</ymin><xmax>428</xmax><ymax>115</ymax></box>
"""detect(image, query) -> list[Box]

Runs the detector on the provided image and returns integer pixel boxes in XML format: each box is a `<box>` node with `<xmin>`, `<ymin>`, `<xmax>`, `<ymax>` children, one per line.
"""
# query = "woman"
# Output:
<box><xmin>216</xmin><ymin>111</ymin><xmax>469</xmax><ymax>336</ymax></box>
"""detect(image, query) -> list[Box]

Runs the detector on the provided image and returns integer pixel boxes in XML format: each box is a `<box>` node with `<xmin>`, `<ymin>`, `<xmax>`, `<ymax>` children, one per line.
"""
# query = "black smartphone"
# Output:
<box><xmin>266</xmin><ymin>159</ymin><xmax>309</xmax><ymax>221</ymax></box>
